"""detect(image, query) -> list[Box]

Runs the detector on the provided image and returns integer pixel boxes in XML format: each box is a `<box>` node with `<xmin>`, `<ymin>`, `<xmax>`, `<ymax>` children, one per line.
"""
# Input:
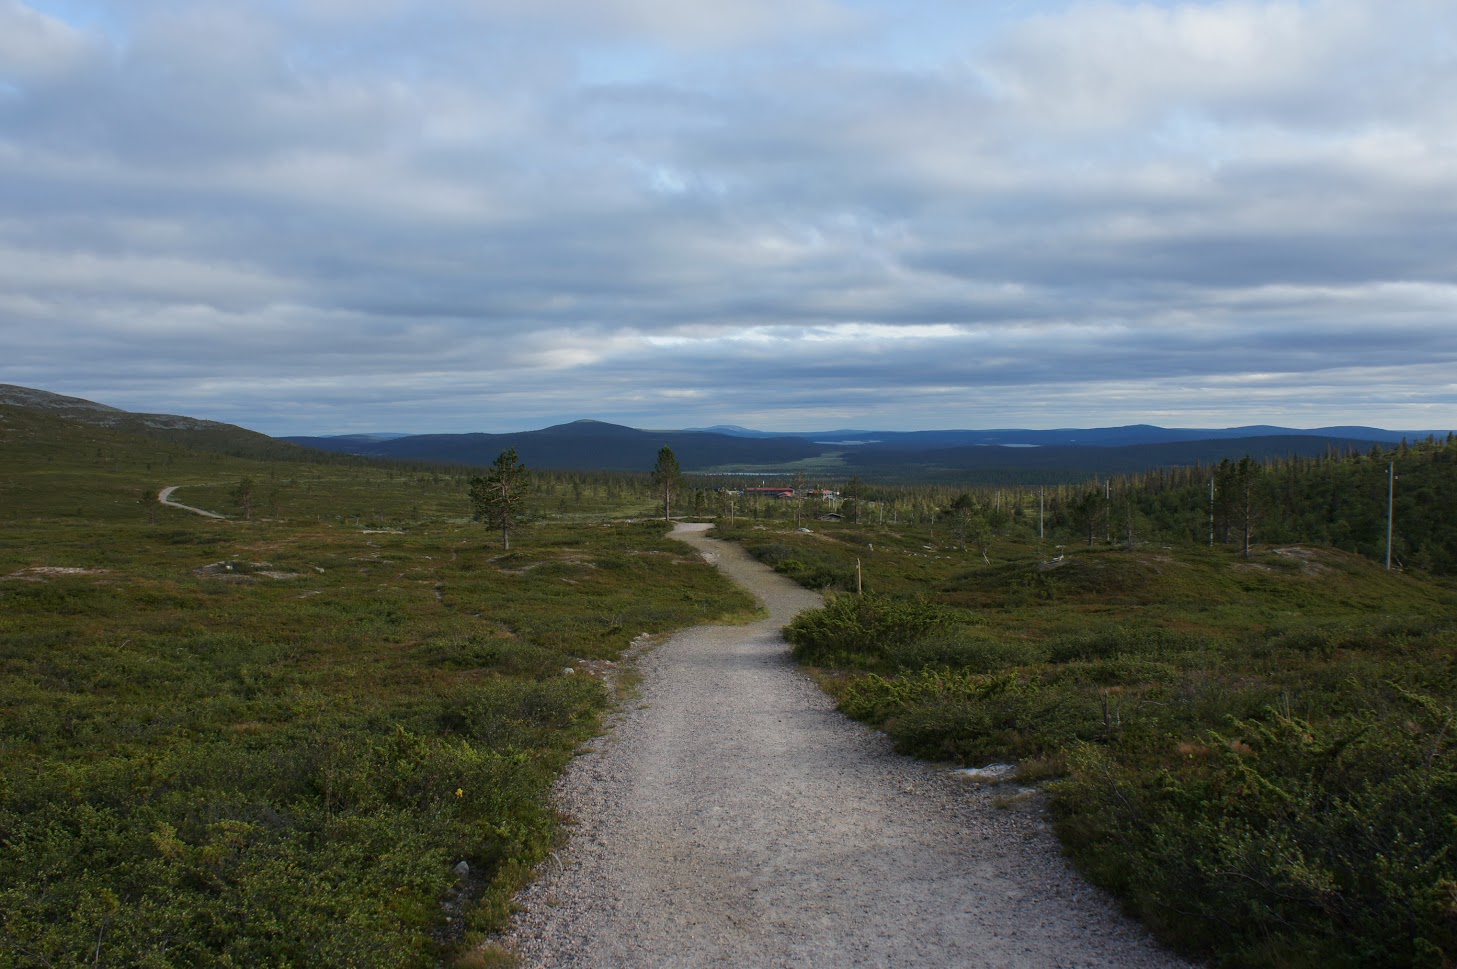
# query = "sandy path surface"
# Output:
<box><xmin>503</xmin><ymin>522</ymin><xmax>1196</xmax><ymax>968</ymax></box>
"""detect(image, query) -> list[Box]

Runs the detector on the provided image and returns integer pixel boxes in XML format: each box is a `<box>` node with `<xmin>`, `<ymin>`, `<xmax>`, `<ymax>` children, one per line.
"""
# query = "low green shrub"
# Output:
<box><xmin>747</xmin><ymin>541</ymin><xmax>853</xmax><ymax>590</ymax></box>
<box><xmin>1043</xmin><ymin>627</ymin><xmax>1211</xmax><ymax>664</ymax></box>
<box><xmin>784</xmin><ymin>593</ymin><xmax>973</xmax><ymax>669</ymax></box>
<box><xmin>840</xmin><ymin>669</ymin><xmax>1104</xmax><ymax>764</ymax></box>
<box><xmin>1053</xmin><ymin>687</ymin><xmax>1457</xmax><ymax>968</ymax></box>
<box><xmin>882</xmin><ymin>628</ymin><xmax>1043</xmax><ymax>673</ymax></box>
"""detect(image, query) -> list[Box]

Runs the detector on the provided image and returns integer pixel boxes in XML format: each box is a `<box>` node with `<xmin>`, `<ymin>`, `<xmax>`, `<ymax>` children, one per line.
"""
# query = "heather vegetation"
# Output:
<box><xmin>6</xmin><ymin>396</ymin><xmax>1456</xmax><ymax>968</ymax></box>
<box><xmin>720</xmin><ymin>438</ymin><xmax>1457</xmax><ymax>967</ymax></box>
<box><xmin>0</xmin><ymin>406</ymin><xmax>756</xmax><ymax>967</ymax></box>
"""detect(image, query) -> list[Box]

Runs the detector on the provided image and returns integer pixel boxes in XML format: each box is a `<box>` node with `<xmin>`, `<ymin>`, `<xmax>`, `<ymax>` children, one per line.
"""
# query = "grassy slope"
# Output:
<box><xmin>721</xmin><ymin>518</ymin><xmax>1457</xmax><ymax>969</ymax></box>
<box><xmin>0</xmin><ymin>407</ymin><xmax>757</xmax><ymax>968</ymax></box>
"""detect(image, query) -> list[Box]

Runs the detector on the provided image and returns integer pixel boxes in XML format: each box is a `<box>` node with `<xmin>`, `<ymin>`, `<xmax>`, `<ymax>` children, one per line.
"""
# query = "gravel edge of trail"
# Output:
<box><xmin>497</xmin><ymin>522</ymin><xmax>1199</xmax><ymax>969</ymax></box>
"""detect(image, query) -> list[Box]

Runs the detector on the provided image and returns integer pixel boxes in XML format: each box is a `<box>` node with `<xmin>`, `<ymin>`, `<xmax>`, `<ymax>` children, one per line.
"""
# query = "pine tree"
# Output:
<box><xmin>231</xmin><ymin>478</ymin><xmax>256</xmax><ymax>520</ymax></box>
<box><xmin>652</xmin><ymin>446</ymin><xmax>682</xmax><ymax>520</ymax></box>
<box><xmin>469</xmin><ymin>449</ymin><xmax>530</xmax><ymax>549</ymax></box>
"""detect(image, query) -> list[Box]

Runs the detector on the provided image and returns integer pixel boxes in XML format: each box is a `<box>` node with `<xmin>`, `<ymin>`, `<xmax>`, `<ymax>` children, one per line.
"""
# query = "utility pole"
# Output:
<box><xmin>1105</xmin><ymin>478</ymin><xmax>1111</xmax><ymax>544</ymax></box>
<box><xmin>1209</xmin><ymin>477</ymin><xmax>1215</xmax><ymax>548</ymax></box>
<box><xmin>1386</xmin><ymin>461</ymin><xmax>1395</xmax><ymax>570</ymax></box>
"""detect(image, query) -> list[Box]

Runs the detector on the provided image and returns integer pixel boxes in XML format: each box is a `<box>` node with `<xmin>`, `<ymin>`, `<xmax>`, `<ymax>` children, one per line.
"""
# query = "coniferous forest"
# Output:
<box><xmin>1041</xmin><ymin>434</ymin><xmax>1457</xmax><ymax>575</ymax></box>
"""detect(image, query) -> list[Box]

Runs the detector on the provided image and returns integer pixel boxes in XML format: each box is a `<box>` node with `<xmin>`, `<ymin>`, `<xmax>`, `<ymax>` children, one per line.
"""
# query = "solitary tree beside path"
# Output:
<box><xmin>470</xmin><ymin>448</ymin><xmax>530</xmax><ymax>549</ymax></box>
<box><xmin>652</xmin><ymin>446</ymin><xmax>682</xmax><ymax>520</ymax></box>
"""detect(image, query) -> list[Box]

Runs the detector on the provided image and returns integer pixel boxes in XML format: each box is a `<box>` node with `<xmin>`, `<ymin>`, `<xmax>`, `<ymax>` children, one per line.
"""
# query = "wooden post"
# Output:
<box><xmin>856</xmin><ymin>558</ymin><xmax>863</xmax><ymax>595</ymax></box>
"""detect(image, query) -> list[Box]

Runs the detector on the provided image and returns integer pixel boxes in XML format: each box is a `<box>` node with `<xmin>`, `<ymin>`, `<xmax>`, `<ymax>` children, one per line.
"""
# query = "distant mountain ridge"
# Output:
<box><xmin>285</xmin><ymin>420</ymin><xmax>826</xmax><ymax>471</ymax></box>
<box><xmin>679</xmin><ymin>423</ymin><xmax>1435</xmax><ymax>448</ymax></box>
<box><xmin>284</xmin><ymin>417</ymin><xmax>1449</xmax><ymax>479</ymax></box>
<box><xmin>2</xmin><ymin>383</ymin><xmax>1447</xmax><ymax>482</ymax></box>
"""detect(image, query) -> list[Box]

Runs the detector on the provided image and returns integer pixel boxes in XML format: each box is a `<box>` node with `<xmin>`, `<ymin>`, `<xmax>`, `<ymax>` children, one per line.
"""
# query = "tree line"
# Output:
<box><xmin>973</xmin><ymin>435</ymin><xmax>1457</xmax><ymax>574</ymax></box>
<box><xmin>461</xmin><ymin>436</ymin><xmax>1457</xmax><ymax>575</ymax></box>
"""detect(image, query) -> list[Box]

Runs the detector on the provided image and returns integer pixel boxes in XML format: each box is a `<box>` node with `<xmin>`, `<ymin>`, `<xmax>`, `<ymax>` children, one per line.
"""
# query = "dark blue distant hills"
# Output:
<box><xmin>7</xmin><ymin>383</ymin><xmax>1444</xmax><ymax>483</ymax></box>
<box><xmin>682</xmin><ymin>423</ymin><xmax>1426</xmax><ymax>448</ymax></box>
<box><xmin>286</xmin><ymin>420</ymin><xmax>828</xmax><ymax>472</ymax></box>
<box><xmin>283</xmin><ymin>419</ymin><xmax>1452</xmax><ymax>482</ymax></box>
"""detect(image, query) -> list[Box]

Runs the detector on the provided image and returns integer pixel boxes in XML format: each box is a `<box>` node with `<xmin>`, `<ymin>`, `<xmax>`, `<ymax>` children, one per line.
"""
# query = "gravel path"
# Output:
<box><xmin>157</xmin><ymin>485</ymin><xmax>227</xmax><ymax>519</ymax></box>
<box><xmin>502</xmin><ymin>522</ymin><xmax>1196</xmax><ymax>968</ymax></box>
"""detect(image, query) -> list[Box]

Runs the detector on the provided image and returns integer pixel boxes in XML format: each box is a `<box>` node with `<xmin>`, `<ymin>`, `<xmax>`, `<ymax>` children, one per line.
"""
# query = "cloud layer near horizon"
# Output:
<box><xmin>3</xmin><ymin>0</ymin><xmax>1455</xmax><ymax>434</ymax></box>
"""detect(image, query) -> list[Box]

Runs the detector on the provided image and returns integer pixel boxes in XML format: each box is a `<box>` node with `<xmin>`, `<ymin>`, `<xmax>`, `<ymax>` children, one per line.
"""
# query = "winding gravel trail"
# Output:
<box><xmin>157</xmin><ymin>485</ymin><xmax>226</xmax><ymax>519</ymax></box>
<box><xmin>504</xmin><ymin>522</ymin><xmax>1195</xmax><ymax>968</ymax></box>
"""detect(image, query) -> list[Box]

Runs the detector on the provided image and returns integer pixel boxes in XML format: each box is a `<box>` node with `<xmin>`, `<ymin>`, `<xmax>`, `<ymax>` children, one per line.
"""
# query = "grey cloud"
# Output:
<box><xmin>2</xmin><ymin>0</ymin><xmax>1454</xmax><ymax>435</ymax></box>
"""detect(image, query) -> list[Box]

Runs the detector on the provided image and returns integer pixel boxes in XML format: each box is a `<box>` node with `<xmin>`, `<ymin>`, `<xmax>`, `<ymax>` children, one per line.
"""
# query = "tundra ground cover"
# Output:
<box><xmin>722</xmin><ymin>520</ymin><xmax>1457</xmax><ymax>968</ymax></box>
<box><xmin>0</xmin><ymin>410</ymin><xmax>756</xmax><ymax>967</ymax></box>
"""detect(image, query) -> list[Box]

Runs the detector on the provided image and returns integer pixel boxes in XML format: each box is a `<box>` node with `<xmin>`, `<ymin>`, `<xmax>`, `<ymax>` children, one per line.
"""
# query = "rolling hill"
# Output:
<box><xmin>285</xmin><ymin>420</ymin><xmax>827</xmax><ymax>471</ymax></box>
<box><xmin>287</xmin><ymin>419</ymin><xmax>1430</xmax><ymax>481</ymax></box>
<box><xmin>0</xmin><ymin>384</ymin><xmax>312</xmax><ymax>462</ymax></box>
<box><xmin>3</xmin><ymin>383</ymin><xmax>1445</xmax><ymax>482</ymax></box>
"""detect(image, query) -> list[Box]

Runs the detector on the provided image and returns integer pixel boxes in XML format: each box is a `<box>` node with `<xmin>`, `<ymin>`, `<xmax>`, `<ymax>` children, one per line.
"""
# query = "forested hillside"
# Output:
<box><xmin>1039</xmin><ymin>434</ymin><xmax>1457</xmax><ymax>575</ymax></box>
<box><xmin>702</xmin><ymin>435</ymin><xmax>1457</xmax><ymax>577</ymax></box>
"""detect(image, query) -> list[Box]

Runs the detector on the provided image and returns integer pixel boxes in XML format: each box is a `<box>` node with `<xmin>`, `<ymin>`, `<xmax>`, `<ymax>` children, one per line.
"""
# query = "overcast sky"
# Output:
<box><xmin>3</xmin><ymin>0</ymin><xmax>1455</xmax><ymax>435</ymax></box>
